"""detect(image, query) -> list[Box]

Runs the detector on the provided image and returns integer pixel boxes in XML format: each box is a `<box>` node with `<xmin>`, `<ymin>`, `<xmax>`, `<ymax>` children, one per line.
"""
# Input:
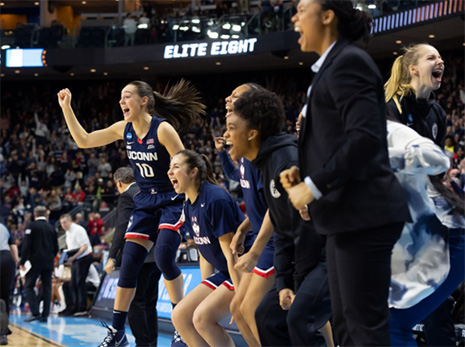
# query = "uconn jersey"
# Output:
<box><xmin>124</xmin><ymin>117</ymin><xmax>173</xmax><ymax>192</ymax></box>
<box><xmin>183</xmin><ymin>182</ymin><xmax>244</xmax><ymax>273</ymax></box>
<box><xmin>219</xmin><ymin>153</ymin><xmax>268</xmax><ymax>237</ymax></box>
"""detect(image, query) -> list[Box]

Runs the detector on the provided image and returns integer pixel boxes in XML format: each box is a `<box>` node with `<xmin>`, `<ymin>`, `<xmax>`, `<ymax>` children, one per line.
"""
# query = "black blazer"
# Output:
<box><xmin>20</xmin><ymin>219</ymin><xmax>58</xmax><ymax>270</ymax></box>
<box><xmin>109</xmin><ymin>183</ymin><xmax>139</xmax><ymax>267</ymax></box>
<box><xmin>299</xmin><ymin>40</ymin><xmax>410</xmax><ymax>235</ymax></box>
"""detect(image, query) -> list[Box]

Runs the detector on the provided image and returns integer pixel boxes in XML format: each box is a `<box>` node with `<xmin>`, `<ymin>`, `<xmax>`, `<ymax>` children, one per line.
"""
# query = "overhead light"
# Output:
<box><xmin>220</xmin><ymin>34</ymin><xmax>230</xmax><ymax>39</ymax></box>
<box><xmin>0</xmin><ymin>3</ymin><xmax>5</xmax><ymax>6</ymax></box>
<box><xmin>70</xmin><ymin>73</ymin><xmax>75</xmax><ymax>76</ymax></box>
<box><xmin>207</xmin><ymin>30</ymin><xmax>218</xmax><ymax>39</ymax></box>
<box><xmin>284</xmin><ymin>56</ymin><xmax>289</xmax><ymax>60</ymax></box>
<box><xmin>191</xmin><ymin>18</ymin><xmax>200</xmax><ymax>24</ymax></box>
<box><xmin>34</xmin><ymin>1</ymin><xmax>39</xmax><ymax>5</ymax></box>
<box><xmin>103</xmin><ymin>72</ymin><xmax>108</xmax><ymax>76</ymax></box>
<box><xmin>192</xmin><ymin>26</ymin><xmax>201</xmax><ymax>33</ymax></box>
<box><xmin>222</xmin><ymin>23</ymin><xmax>231</xmax><ymax>30</ymax></box>
<box><xmin>172</xmin><ymin>24</ymin><xmax>179</xmax><ymax>30</ymax></box>
<box><xmin>34</xmin><ymin>73</ymin><xmax>39</xmax><ymax>77</ymax></box>
<box><xmin>241</xmin><ymin>22</ymin><xmax>245</xmax><ymax>26</ymax></box>
<box><xmin>395</xmin><ymin>40</ymin><xmax>402</xmax><ymax>44</ymax></box>
<box><xmin>393</xmin><ymin>51</ymin><xmax>398</xmax><ymax>55</ymax></box>
<box><xmin>138</xmin><ymin>23</ymin><xmax>148</xmax><ymax>29</ymax></box>
<box><xmin>368</xmin><ymin>4</ymin><xmax>376</xmax><ymax>9</ymax></box>
<box><xmin>231</xmin><ymin>35</ymin><xmax>240</xmax><ymax>39</ymax></box>
<box><xmin>298</xmin><ymin>62</ymin><xmax>303</xmax><ymax>66</ymax></box>
<box><xmin>0</xmin><ymin>73</ymin><xmax>4</xmax><ymax>77</ymax></box>
<box><xmin>428</xmin><ymin>34</ymin><xmax>435</xmax><ymax>38</ymax></box>
<box><xmin>1</xmin><ymin>45</ymin><xmax>10</xmax><ymax>49</ymax></box>
<box><xmin>14</xmin><ymin>70</ymin><xmax>20</xmax><ymax>74</ymax></box>
<box><xmin>215</xmin><ymin>62</ymin><xmax>221</xmax><ymax>66</ymax></box>
<box><xmin>90</xmin><ymin>68</ymin><xmax>96</xmax><ymax>73</ymax></box>
<box><xmin>179</xmin><ymin>26</ymin><xmax>189</xmax><ymax>31</ymax></box>
<box><xmin>143</xmin><ymin>66</ymin><xmax>149</xmax><ymax>70</ymax></box>
<box><xmin>82</xmin><ymin>1</ymin><xmax>86</xmax><ymax>4</ymax></box>
<box><xmin>232</xmin><ymin>24</ymin><xmax>241</xmax><ymax>32</ymax></box>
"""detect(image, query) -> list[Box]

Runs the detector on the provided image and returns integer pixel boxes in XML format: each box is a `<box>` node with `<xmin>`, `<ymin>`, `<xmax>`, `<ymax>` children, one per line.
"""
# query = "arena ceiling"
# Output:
<box><xmin>1</xmin><ymin>12</ymin><xmax>463</xmax><ymax>80</ymax></box>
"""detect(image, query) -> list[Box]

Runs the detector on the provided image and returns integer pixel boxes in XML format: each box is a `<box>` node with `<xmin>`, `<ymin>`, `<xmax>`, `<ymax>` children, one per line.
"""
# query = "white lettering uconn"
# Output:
<box><xmin>127</xmin><ymin>151</ymin><xmax>158</xmax><ymax>161</ymax></box>
<box><xmin>194</xmin><ymin>236</ymin><xmax>211</xmax><ymax>245</ymax></box>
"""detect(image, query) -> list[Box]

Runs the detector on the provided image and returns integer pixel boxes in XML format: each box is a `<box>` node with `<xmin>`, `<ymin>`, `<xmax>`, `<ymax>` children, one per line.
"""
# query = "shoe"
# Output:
<box><xmin>24</xmin><ymin>315</ymin><xmax>41</xmax><ymax>322</ymax></box>
<box><xmin>171</xmin><ymin>329</ymin><xmax>187</xmax><ymax>347</ymax></box>
<box><xmin>98</xmin><ymin>322</ymin><xmax>129</xmax><ymax>347</ymax></box>
<box><xmin>59</xmin><ymin>308</ymin><xmax>75</xmax><ymax>316</ymax></box>
<box><xmin>0</xmin><ymin>300</ymin><xmax>8</xmax><ymax>336</ymax></box>
<box><xmin>0</xmin><ymin>334</ymin><xmax>7</xmax><ymax>345</ymax></box>
<box><xmin>73</xmin><ymin>311</ymin><xmax>88</xmax><ymax>317</ymax></box>
<box><xmin>39</xmin><ymin>317</ymin><xmax>47</xmax><ymax>322</ymax></box>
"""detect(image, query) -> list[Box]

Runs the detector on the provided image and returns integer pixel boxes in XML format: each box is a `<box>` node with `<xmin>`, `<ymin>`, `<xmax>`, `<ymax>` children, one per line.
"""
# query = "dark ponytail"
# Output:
<box><xmin>320</xmin><ymin>0</ymin><xmax>372</xmax><ymax>44</ymax></box>
<box><xmin>177</xmin><ymin>149</ymin><xmax>218</xmax><ymax>186</ymax></box>
<box><xmin>128</xmin><ymin>79</ymin><xmax>206</xmax><ymax>134</ymax></box>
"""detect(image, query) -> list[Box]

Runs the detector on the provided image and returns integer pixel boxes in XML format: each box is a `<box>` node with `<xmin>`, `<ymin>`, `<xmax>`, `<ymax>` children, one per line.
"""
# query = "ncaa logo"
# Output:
<box><xmin>126</xmin><ymin>132</ymin><xmax>133</xmax><ymax>140</ymax></box>
<box><xmin>270</xmin><ymin>179</ymin><xmax>281</xmax><ymax>199</ymax></box>
<box><xmin>432</xmin><ymin>123</ymin><xmax>438</xmax><ymax>139</ymax></box>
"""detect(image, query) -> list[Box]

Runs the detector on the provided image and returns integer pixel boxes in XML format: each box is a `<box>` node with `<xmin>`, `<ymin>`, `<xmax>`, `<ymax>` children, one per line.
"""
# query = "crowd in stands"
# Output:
<box><xmin>1</xmin><ymin>51</ymin><xmax>463</xmax><ymax>270</ymax></box>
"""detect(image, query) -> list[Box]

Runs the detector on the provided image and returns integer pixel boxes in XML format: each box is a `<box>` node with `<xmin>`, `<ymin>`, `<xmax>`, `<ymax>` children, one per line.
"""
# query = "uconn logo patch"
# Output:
<box><xmin>240</xmin><ymin>163</ymin><xmax>250</xmax><ymax>189</ymax></box>
<box><xmin>192</xmin><ymin>215</ymin><xmax>211</xmax><ymax>245</ymax></box>
<box><xmin>270</xmin><ymin>179</ymin><xmax>281</xmax><ymax>199</ymax></box>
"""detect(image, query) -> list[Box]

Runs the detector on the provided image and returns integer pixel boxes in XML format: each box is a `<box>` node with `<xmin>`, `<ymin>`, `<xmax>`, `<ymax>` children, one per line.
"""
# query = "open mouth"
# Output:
<box><xmin>225</xmin><ymin>140</ymin><xmax>233</xmax><ymax>153</ymax></box>
<box><xmin>123</xmin><ymin>108</ymin><xmax>130</xmax><ymax>116</ymax></box>
<box><xmin>432</xmin><ymin>68</ymin><xmax>443</xmax><ymax>82</ymax></box>
<box><xmin>171</xmin><ymin>178</ymin><xmax>179</xmax><ymax>189</ymax></box>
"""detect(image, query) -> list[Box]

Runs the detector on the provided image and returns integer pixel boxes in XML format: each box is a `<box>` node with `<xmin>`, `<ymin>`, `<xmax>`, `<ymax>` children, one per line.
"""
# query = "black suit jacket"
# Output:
<box><xmin>20</xmin><ymin>218</ymin><xmax>58</xmax><ymax>270</ymax></box>
<box><xmin>299</xmin><ymin>40</ymin><xmax>410</xmax><ymax>235</ymax></box>
<box><xmin>109</xmin><ymin>183</ymin><xmax>139</xmax><ymax>267</ymax></box>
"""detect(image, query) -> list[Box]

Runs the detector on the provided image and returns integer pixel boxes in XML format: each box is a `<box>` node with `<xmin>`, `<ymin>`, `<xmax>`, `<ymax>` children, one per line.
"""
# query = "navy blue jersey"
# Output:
<box><xmin>183</xmin><ymin>182</ymin><xmax>245</xmax><ymax>273</ymax></box>
<box><xmin>219</xmin><ymin>153</ymin><xmax>268</xmax><ymax>237</ymax></box>
<box><xmin>124</xmin><ymin>117</ymin><xmax>173</xmax><ymax>192</ymax></box>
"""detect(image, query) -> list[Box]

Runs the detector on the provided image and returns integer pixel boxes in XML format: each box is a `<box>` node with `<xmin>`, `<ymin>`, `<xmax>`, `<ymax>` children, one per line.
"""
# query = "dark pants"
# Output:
<box><xmin>128</xmin><ymin>262</ymin><xmax>162</xmax><ymax>347</ymax></box>
<box><xmin>327</xmin><ymin>222</ymin><xmax>403</xmax><ymax>346</ymax></box>
<box><xmin>422</xmin><ymin>296</ymin><xmax>456</xmax><ymax>346</ymax></box>
<box><xmin>24</xmin><ymin>265</ymin><xmax>53</xmax><ymax>318</ymax></box>
<box><xmin>0</xmin><ymin>251</ymin><xmax>15</xmax><ymax>315</ymax></box>
<box><xmin>70</xmin><ymin>254</ymin><xmax>93</xmax><ymax>311</ymax></box>
<box><xmin>256</xmin><ymin>261</ymin><xmax>331</xmax><ymax>346</ymax></box>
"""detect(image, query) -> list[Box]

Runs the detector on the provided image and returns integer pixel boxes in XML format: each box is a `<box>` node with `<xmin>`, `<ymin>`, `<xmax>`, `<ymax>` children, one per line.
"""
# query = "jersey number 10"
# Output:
<box><xmin>135</xmin><ymin>163</ymin><xmax>155</xmax><ymax>178</ymax></box>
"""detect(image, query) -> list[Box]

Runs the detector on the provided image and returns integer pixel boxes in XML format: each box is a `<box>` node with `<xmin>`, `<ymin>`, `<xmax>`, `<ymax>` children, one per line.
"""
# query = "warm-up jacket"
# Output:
<box><xmin>253</xmin><ymin>133</ymin><xmax>325</xmax><ymax>292</ymax></box>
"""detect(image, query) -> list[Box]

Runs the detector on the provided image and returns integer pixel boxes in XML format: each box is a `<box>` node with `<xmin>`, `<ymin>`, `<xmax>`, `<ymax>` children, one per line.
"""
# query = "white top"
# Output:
<box><xmin>65</xmin><ymin>223</ymin><xmax>92</xmax><ymax>260</ymax></box>
<box><xmin>387</xmin><ymin>120</ymin><xmax>451</xmax><ymax>309</ymax></box>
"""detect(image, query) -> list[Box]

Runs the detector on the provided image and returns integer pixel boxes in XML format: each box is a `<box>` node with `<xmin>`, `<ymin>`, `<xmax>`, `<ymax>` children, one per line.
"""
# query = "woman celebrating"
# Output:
<box><xmin>281</xmin><ymin>1</ymin><xmax>410</xmax><ymax>345</ymax></box>
<box><xmin>168</xmin><ymin>150</ymin><xmax>244</xmax><ymax>347</ymax></box>
<box><xmin>57</xmin><ymin>80</ymin><xmax>205</xmax><ymax>347</ymax></box>
<box><xmin>385</xmin><ymin>43</ymin><xmax>465</xmax><ymax>346</ymax></box>
<box><xmin>225</xmin><ymin>88</ymin><xmax>331</xmax><ymax>346</ymax></box>
<box><xmin>214</xmin><ymin>82</ymin><xmax>275</xmax><ymax>347</ymax></box>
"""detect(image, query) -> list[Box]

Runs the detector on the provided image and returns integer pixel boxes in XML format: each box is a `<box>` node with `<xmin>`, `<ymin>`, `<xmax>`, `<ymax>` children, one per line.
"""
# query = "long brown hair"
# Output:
<box><xmin>127</xmin><ymin>79</ymin><xmax>206</xmax><ymax>134</ymax></box>
<box><xmin>177</xmin><ymin>149</ymin><xmax>218</xmax><ymax>187</ymax></box>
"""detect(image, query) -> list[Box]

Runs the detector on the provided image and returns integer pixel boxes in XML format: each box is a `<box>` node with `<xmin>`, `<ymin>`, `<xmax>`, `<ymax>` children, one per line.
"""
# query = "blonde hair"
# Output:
<box><xmin>384</xmin><ymin>44</ymin><xmax>432</xmax><ymax>111</ymax></box>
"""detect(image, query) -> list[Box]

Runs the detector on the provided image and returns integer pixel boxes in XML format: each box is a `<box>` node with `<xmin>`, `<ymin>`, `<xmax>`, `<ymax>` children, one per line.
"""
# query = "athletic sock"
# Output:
<box><xmin>112</xmin><ymin>309</ymin><xmax>128</xmax><ymax>331</ymax></box>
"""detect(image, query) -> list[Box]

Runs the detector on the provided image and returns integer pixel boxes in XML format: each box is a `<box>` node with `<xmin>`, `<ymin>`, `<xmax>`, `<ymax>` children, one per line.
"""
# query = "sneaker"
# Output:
<box><xmin>73</xmin><ymin>311</ymin><xmax>88</xmax><ymax>317</ymax></box>
<box><xmin>0</xmin><ymin>334</ymin><xmax>7</xmax><ymax>345</ymax></box>
<box><xmin>171</xmin><ymin>329</ymin><xmax>187</xmax><ymax>347</ymax></box>
<box><xmin>0</xmin><ymin>299</ymin><xmax>8</xmax><ymax>335</ymax></box>
<box><xmin>98</xmin><ymin>322</ymin><xmax>129</xmax><ymax>347</ymax></box>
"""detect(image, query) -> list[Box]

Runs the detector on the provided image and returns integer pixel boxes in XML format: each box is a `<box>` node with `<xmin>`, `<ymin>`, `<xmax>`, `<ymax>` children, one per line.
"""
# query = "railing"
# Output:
<box><xmin>1</xmin><ymin>1</ymin><xmax>457</xmax><ymax>50</ymax></box>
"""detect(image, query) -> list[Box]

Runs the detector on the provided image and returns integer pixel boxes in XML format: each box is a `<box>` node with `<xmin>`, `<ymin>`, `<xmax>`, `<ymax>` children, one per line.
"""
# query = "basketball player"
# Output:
<box><xmin>57</xmin><ymin>80</ymin><xmax>205</xmax><ymax>347</ymax></box>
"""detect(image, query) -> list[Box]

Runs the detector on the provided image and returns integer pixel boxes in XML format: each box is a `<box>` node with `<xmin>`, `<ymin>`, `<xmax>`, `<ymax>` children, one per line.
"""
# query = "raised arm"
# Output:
<box><xmin>57</xmin><ymin>88</ymin><xmax>125</xmax><ymax>148</ymax></box>
<box><xmin>158</xmin><ymin>121</ymin><xmax>185</xmax><ymax>157</ymax></box>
